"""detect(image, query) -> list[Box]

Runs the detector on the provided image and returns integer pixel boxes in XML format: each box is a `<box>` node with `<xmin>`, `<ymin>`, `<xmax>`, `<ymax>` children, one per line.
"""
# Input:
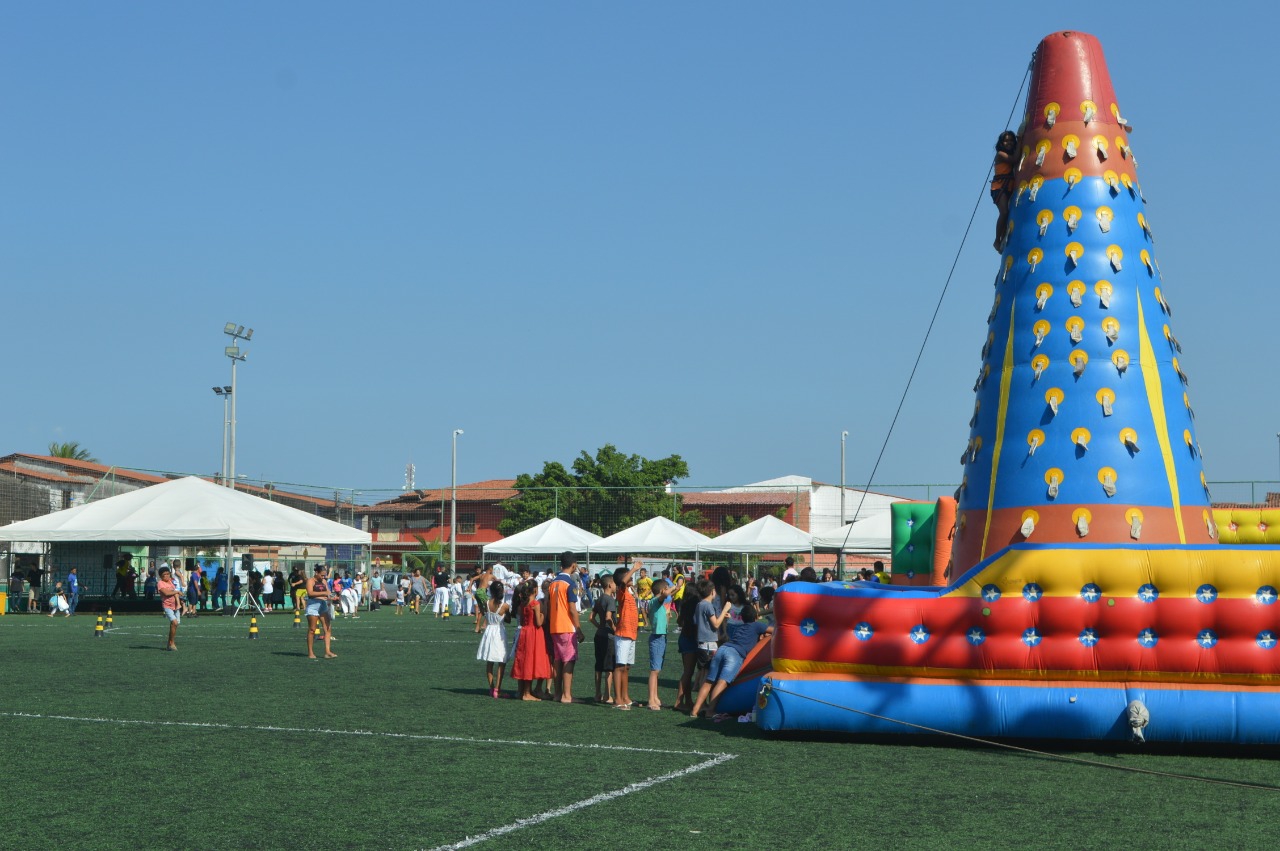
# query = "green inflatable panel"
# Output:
<box><xmin>890</xmin><ymin>502</ymin><xmax>935</xmax><ymax>578</ymax></box>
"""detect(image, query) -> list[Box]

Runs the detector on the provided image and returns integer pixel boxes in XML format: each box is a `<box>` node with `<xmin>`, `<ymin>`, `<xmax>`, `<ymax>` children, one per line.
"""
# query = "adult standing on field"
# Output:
<box><xmin>7</xmin><ymin>571</ymin><xmax>23</xmax><ymax>614</ymax></box>
<box><xmin>410</xmin><ymin>569</ymin><xmax>429</xmax><ymax>615</ymax></box>
<box><xmin>432</xmin><ymin>566</ymin><xmax>450</xmax><ymax>617</ymax></box>
<box><xmin>305</xmin><ymin>565</ymin><xmax>338</xmax><ymax>660</ymax></box>
<box><xmin>548</xmin><ymin>551</ymin><xmax>585</xmax><ymax>704</ymax></box>
<box><xmin>157</xmin><ymin>565</ymin><xmax>181</xmax><ymax>651</ymax></box>
<box><xmin>66</xmin><ymin>567</ymin><xmax>80</xmax><ymax>615</ymax></box>
<box><xmin>112</xmin><ymin>556</ymin><xmax>130</xmax><ymax>598</ymax></box>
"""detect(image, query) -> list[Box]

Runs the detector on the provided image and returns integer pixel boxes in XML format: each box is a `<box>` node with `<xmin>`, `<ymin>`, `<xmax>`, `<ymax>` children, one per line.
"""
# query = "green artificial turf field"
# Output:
<box><xmin>2</xmin><ymin>608</ymin><xmax>1277</xmax><ymax>850</ymax></box>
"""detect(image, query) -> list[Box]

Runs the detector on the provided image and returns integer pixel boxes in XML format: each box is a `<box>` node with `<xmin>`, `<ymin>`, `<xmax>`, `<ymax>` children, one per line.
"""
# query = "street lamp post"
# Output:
<box><xmin>222</xmin><ymin>323</ymin><xmax>253</xmax><ymax>489</ymax></box>
<box><xmin>212</xmin><ymin>386</ymin><xmax>232</xmax><ymax>483</ymax></box>
<box><xmin>451</xmin><ymin>429</ymin><xmax>464</xmax><ymax>573</ymax></box>
<box><xmin>839</xmin><ymin>430</ymin><xmax>848</xmax><ymax>579</ymax></box>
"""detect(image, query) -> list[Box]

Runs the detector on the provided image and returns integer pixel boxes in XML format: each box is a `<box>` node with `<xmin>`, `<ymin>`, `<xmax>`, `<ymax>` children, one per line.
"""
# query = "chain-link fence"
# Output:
<box><xmin>4</xmin><ymin>460</ymin><xmax>1279</xmax><ymax>600</ymax></box>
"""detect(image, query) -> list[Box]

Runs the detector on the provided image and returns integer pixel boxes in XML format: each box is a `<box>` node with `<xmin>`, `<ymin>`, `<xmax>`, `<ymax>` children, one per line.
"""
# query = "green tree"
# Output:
<box><xmin>48</xmin><ymin>441</ymin><xmax>98</xmax><ymax>462</ymax></box>
<box><xmin>499</xmin><ymin>444</ymin><xmax>702</xmax><ymax>537</ymax></box>
<box><xmin>405</xmin><ymin>535</ymin><xmax>446</xmax><ymax>572</ymax></box>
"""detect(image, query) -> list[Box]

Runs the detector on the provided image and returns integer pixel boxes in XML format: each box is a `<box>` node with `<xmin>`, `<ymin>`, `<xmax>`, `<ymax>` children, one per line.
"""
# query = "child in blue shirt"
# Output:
<box><xmin>645</xmin><ymin>579</ymin><xmax>672</xmax><ymax>710</ymax></box>
<box><xmin>690</xmin><ymin>604</ymin><xmax>773</xmax><ymax>720</ymax></box>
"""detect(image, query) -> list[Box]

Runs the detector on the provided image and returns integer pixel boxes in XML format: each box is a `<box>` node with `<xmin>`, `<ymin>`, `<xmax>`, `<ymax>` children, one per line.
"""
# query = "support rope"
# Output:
<box><xmin>840</xmin><ymin>60</ymin><xmax>1032</xmax><ymax>551</ymax></box>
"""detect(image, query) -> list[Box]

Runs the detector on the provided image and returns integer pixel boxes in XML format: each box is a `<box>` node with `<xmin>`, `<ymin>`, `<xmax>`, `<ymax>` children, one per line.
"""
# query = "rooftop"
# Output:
<box><xmin>361</xmin><ymin>480</ymin><xmax>519</xmax><ymax>513</ymax></box>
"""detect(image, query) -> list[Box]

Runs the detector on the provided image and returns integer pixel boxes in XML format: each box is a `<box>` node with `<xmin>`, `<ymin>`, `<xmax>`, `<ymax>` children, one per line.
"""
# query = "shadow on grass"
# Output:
<box><xmin>436</xmin><ymin>686</ymin><xmax>511</xmax><ymax>698</ymax></box>
<box><xmin>128</xmin><ymin>645</ymin><xmax>170</xmax><ymax>651</ymax></box>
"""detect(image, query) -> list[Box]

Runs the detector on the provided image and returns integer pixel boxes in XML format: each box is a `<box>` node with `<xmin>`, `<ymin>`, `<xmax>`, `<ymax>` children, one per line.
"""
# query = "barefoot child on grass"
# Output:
<box><xmin>476</xmin><ymin>580</ymin><xmax>510</xmax><ymax>698</ymax></box>
<box><xmin>646</xmin><ymin>578</ymin><xmax>672</xmax><ymax>710</ymax></box>
<box><xmin>590</xmin><ymin>574</ymin><xmax>617</xmax><ymax>704</ymax></box>
<box><xmin>612</xmin><ymin>565</ymin><xmax>639</xmax><ymax>710</ymax></box>
<box><xmin>510</xmin><ymin>580</ymin><xmax>551</xmax><ymax>701</ymax></box>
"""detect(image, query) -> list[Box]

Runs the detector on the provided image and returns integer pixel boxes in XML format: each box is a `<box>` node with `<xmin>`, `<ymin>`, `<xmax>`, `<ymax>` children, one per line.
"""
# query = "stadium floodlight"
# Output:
<box><xmin>452</xmin><ymin>429</ymin><xmax>464</xmax><ymax>571</ymax></box>
<box><xmin>222</xmin><ymin>323</ymin><xmax>255</xmax><ymax>489</ymax></box>
<box><xmin>213</xmin><ymin>386</ymin><xmax>232</xmax><ymax>483</ymax></box>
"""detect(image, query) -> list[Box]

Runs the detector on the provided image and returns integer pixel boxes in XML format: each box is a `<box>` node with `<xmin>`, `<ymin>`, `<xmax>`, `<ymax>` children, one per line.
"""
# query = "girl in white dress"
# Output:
<box><xmin>475</xmin><ymin>580</ymin><xmax>510</xmax><ymax>698</ymax></box>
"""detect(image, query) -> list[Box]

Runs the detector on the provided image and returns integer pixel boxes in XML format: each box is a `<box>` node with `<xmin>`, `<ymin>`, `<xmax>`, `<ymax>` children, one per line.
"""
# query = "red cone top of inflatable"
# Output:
<box><xmin>1026</xmin><ymin>31</ymin><xmax>1120</xmax><ymax>133</ymax></box>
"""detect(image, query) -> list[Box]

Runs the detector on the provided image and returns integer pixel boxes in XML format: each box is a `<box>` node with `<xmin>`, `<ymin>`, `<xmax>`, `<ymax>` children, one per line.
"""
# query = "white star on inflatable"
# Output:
<box><xmin>800</xmin><ymin>620</ymin><xmax>817</xmax><ymax>635</ymax></box>
<box><xmin>855</xmin><ymin>625</ymin><xmax>871</xmax><ymax>639</ymax></box>
<box><xmin>1197</xmin><ymin>587</ymin><xmax>1216</xmax><ymax>603</ymax></box>
<box><xmin>912</xmin><ymin>627</ymin><xmax>929</xmax><ymax>643</ymax></box>
<box><xmin>1260</xmin><ymin>633</ymin><xmax>1277</xmax><ymax>649</ymax></box>
<box><xmin>1082</xmin><ymin>586</ymin><xmax>1100</xmax><ymax>602</ymax></box>
<box><xmin>1024</xmin><ymin>585</ymin><xmax>1041</xmax><ymax>600</ymax></box>
<box><xmin>1140</xmin><ymin>630</ymin><xmax>1156</xmax><ymax>645</ymax></box>
<box><xmin>982</xmin><ymin>587</ymin><xmax>1000</xmax><ymax>602</ymax></box>
<box><xmin>1259</xmin><ymin>588</ymin><xmax>1277</xmax><ymax>604</ymax></box>
<box><xmin>968</xmin><ymin>629</ymin><xmax>983</xmax><ymax>643</ymax></box>
<box><xmin>1139</xmin><ymin>587</ymin><xmax>1157</xmax><ymax>601</ymax></box>
<box><xmin>1198</xmin><ymin>632</ymin><xmax>1215</xmax><ymax>647</ymax></box>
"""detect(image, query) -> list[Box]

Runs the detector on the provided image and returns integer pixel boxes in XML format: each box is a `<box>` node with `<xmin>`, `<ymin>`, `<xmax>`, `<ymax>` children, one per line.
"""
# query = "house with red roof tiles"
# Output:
<box><xmin>356</xmin><ymin>480</ymin><xmax>517</xmax><ymax>571</ymax></box>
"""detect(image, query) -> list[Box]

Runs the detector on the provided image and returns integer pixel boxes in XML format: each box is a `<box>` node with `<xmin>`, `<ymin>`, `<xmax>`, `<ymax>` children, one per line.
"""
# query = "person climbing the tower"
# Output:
<box><xmin>991</xmin><ymin>130</ymin><xmax>1019</xmax><ymax>251</ymax></box>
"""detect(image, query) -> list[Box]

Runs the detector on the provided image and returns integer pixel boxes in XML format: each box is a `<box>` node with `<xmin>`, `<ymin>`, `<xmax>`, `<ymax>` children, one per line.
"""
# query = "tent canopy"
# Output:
<box><xmin>482</xmin><ymin>517</ymin><xmax>603</xmax><ymax>555</ymax></box>
<box><xmin>0</xmin><ymin>475</ymin><xmax>371</xmax><ymax>545</ymax></box>
<box><xmin>810</xmin><ymin>512</ymin><xmax>892</xmax><ymax>554</ymax></box>
<box><xmin>589</xmin><ymin>516</ymin><xmax>712</xmax><ymax>554</ymax></box>
<box><xmin>702</xmin><ymin>515</ymin><xmax>812</xmax><ymax>554</ymax></box>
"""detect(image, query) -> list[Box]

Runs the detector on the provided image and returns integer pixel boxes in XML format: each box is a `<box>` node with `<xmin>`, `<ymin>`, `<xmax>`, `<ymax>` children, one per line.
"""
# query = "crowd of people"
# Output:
<box><xmin>466</xmin><ymin>552</ymin><xmax>800</xmax><ymax>721</ymax></box>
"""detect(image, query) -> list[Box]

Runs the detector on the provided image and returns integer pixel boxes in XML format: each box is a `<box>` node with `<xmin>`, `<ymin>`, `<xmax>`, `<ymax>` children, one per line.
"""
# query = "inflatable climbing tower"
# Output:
<box><xmin>756</xmin><ymin>31</ymin><xmax>1280</xmax><ymax>743</ymax></box>
<box><xmin>953</xmin><ymin>29</ymin><xmax>1211</xmax><ymax>566</ymax></box>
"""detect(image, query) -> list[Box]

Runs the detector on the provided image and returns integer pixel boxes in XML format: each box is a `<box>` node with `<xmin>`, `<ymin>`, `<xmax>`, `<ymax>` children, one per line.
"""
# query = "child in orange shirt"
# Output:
<box><xmin>611</xmin><ymin>565</ymin><xmax>639</xmax><ymax>710</ymax></box>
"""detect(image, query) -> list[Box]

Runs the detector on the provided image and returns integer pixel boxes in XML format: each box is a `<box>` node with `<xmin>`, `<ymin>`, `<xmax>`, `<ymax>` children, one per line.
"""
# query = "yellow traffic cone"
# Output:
<box><xmin>249</xmin><ymin>616</ymin><xmax>259</xmax><ymax>640</ymax></box>
<box><xmin>106</xmin><ymin>609</ymin><xmax>114</xmax><ymax>628</ymax></box>
<box><xmin>94</xmin><ymin>615</ymin><xmax>104</xmax><ymax>638</ymax></box>
<box><xmin>293</xmin><ymin>611</ymin><xmax>301</xmax><ymax>629</ymax></box>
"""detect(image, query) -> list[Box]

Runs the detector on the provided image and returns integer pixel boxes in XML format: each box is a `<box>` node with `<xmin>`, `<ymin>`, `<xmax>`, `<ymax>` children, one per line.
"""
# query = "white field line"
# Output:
<box><xmin>91</xmin><ymin>629</ymin><xmax>476</xmax><ymax>644</ymax></box>
<box><xmin>429</xmin><ymin>753</ymin><xmax>738</xmax><ymax>850</ymax></box>
<box><xmin>0</xmin><ymin>712</ymin><xmax>734</xmax><ymax>759</ymax></box>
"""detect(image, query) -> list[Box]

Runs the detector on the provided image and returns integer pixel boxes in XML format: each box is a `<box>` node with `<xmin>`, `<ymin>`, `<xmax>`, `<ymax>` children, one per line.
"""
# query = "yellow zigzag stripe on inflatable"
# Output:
<box><xmin>771</xmin><ymin>659</ymin><xmax>1280</xmax><ymax>685</ymax></box>
<box><xmin>1135</xmin><ymin>293</ymin><xmax>1186</xmax><ymax>543</ymax></box>
<box><xmin>980</xmin><ymin>298</ymin><xmax>1019</xmax><ymax>562</ymax></box>
<box><xmin>946</xmin><ymin>545</ymin><xmax>1280</xmax><ymax>599</ymax></box>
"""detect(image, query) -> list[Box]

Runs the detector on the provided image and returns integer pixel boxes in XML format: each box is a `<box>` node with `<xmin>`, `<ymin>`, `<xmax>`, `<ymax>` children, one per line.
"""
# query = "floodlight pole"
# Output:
<box><xmin>451</xmin><ymin>429</ymin><xmax>464</xmax><ymax>573</ymax></box>
<box><xmin>839</xmin><ymin>430</ymin><xmax>848</xmax><ymax>579</ymax></box>
<box><xmin>223</xmin><ymin>323</ymin><xmax>253</xmax><ymax>489</ymax></box>
<box><xmin>212</xmin><ymin>387</ymin><xmax>232</xmax><ymax>484</ymax></box>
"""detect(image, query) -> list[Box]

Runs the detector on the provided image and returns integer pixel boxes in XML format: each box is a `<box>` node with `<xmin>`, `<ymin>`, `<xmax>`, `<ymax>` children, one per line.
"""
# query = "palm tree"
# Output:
<box><xmin>48</xmin><ymin>441</ymin><xmax>98</xmax><ymax>463</ymax></box>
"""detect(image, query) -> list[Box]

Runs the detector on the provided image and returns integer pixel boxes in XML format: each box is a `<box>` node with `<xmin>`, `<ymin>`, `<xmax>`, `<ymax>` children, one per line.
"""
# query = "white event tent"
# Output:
<box><xmin>810</xmin><ymin>512</ymin><xmax>892</xmax><ymax>555</ymax></box>
<box><xmin>702</xmin><ymin>515</ymin><xmax>812</xmax><ymax>555</ymax></box>
<box><xmin>588</xmin><ymin>516</ymin><xmax>712</xmax><ymax>554</ymax></box>
<box><xmin>0</xmin><ymin>475</ymin><xmax>371</xmax><ymax>546</ymax></box>
<box><xmin>482</xmin><ymin>517</ymin><xmax>603</xmax><ymax>555</ymax></box>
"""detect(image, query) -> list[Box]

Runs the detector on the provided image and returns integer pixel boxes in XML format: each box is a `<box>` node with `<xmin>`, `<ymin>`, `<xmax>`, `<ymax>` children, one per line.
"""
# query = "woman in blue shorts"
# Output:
<box><xmin>305</xmin><ymin>565</ymin><xmax>337</xmax><ymax>660</ymax></box>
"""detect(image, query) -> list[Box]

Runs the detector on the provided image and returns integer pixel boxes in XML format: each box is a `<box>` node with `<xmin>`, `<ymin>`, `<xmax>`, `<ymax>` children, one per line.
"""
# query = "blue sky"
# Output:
<box><xmin>4</xmin><ymin>3</ymin><xmax>1276</xmax><ymax>499</ymax></box>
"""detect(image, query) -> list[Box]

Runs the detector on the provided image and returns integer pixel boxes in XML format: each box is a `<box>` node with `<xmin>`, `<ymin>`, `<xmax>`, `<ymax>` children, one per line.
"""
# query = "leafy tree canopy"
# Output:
<box><xmin>499</xmin><ymin>444</ymin><xmax>701</xmax><ymax>537</ymax></box>
<box><xmin>48</xmin><ymin>441</ymin><xmax>98</xmax><ymax>463</ymax></box>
